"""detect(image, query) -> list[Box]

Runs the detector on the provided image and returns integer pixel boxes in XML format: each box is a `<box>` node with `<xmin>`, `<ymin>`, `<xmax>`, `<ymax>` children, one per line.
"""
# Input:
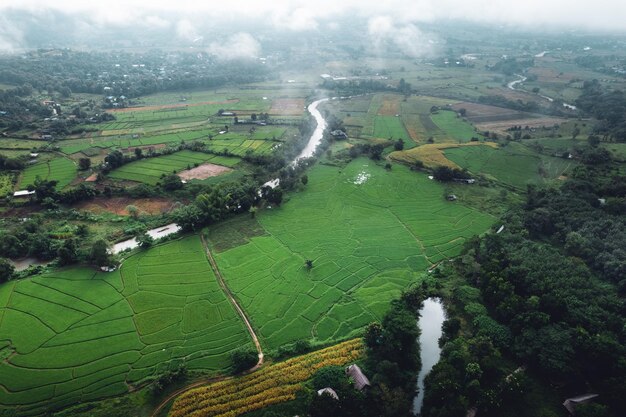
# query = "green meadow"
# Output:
<box><xmin>0</xmin><ymin>236</ymin><xmax>251</xmax><ymax>416</ymax></box>
<box><xmin>209</xmin><ymin>159</ymin><xmax>495</xmax><ymax>349</ymax></box>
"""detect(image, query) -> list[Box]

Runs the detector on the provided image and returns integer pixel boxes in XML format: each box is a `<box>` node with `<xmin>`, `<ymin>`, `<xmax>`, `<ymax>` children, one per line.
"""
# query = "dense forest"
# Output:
<box><xmin>422</xmin><ymin>173</ymin><xmax>626</xmax><ymax>417</ymax></box>
<box><xmin>575</xmin><ymin>79</ymin><xmax>626</xmax><ymax>142</ymax></box>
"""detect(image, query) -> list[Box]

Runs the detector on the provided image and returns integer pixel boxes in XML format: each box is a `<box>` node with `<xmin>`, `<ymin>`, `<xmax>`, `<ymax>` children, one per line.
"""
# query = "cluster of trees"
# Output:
<box><xmin>25</xmin><ymin>178</ymin><xmax>99</xmax><ymax>207</ymax></box>
<box><xmin>0</xmin><ymin>153</ymin><xmax>26</xmax><ymax>171</ymax></box>
<box><xmin>347</xmin><ymin>143</ymin><xmax>386</xmax><ymax>160</ymax></box>
<box><xmin>171</xmin><ymin>180</ymin><xmax>266</xmax><ymax>231</ymax></box>
<box><xmin>575</xmin><ymin>80</ymin><xmax>626</xmax><ymax>142</ymax></box>
<box><xmin>432</xmin><ymin>166</ymin><xmax>471</xmax><ymax>182</ymax></box>
<box><xmin>0</xmin><ymin>214</ymin><xmax>116</xmax><ymax>261</ymax></box>
<box><xmin>423</xmin><ymin>178</ymin><xmax>626</xmax><ymax>417</ymax></box>
<box><xmin>0</xmin><ymin>84</ymin><xmax>52</xmax><ymax>129</ymax></box>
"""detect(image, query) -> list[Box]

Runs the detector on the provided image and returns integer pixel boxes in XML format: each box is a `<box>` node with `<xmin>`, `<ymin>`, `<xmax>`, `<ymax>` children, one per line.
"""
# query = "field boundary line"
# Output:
<box><xmin>200</xmin><ymin>234</ymin><xmax>264</xmax><ymax>367</ymax></box>
<box><xmin>150</xmin><ymin>233</ymin><xmax>264</xmax><ymax>417</ymax></box>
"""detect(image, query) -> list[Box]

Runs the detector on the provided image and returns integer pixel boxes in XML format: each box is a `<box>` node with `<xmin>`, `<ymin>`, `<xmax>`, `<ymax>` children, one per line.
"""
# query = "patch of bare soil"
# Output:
<box><xmin>178</xmin><ymin>163</ymin><xmax>232</xmax><ymax>180</ymax></box>
<box><xmin>270</xmin><ymin>98</ymin><xmax>306</xmax><ymax>116</ymax></box>
<box><xmin>378</xmin><ymin>96</ymin><xmax>401</xmax><ymax>116</ymax></box>
<box><xmin>76</xmin><ymin>197</ymin><xmax>180</xmax><ymax>215</ymax></box>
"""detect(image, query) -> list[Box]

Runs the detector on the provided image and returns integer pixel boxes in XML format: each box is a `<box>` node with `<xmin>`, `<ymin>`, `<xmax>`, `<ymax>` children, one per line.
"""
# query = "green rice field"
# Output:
<box><xmin>431</xmin><ymin>110</ymin><xmax>480</xmax><ymax>142</ymax></box>
<box><xmin>444</xmin><ymin>143</ymin><xmax>576</xmax><ymax>189</ymax></box>
<box><xmin>18</xmin><ymin>157</ymin><xmax>77</xmax><ymax>190</ymax></box>
<box><xmin>208</xmin><ymin>159</ymin><xmax>495</xmax><ymax>349</ymax></box>
<box><xmin>108</xmin><ymin>150</ymin><xmax>240</xmax><ymax>185</ymax></box>
<box><xmin>373</xmin><ymin>116</ymin><xmax>411</xmax><ymax>141</ymax></box>
<box><xmin>0</xmin><ymin>236</ymin><xmax>251</xmax><ymax>416</ymax></box>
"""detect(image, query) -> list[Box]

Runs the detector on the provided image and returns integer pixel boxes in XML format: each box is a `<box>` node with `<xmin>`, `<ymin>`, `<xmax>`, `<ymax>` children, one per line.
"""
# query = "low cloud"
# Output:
<box><xmin>0</xmin><ymin>16</ymin><xmax>24</xmax><ymax>52</ymax></box>
<box><xmin>144</xmin><ymin>15</ymin><xmax>171</xmax><ymax>29</ymax></box>
<box><xmin>208</xmin><ymin>32</ymin><xmax>261</xmax><ymax>60</ymax></box>
<box><xmin>176</xmin><ymin>19</ymin><xmax>200</xmax><ymax>42</ymax></box>
<box><xmin>272</xmin><ymin>7</ymin><xmax>319</xmax><ymax>31</ymax></box>
<box><xmin>368</xmin><ymin>16</ymin><xmax>436</xmax><ymax>58</ymax></box>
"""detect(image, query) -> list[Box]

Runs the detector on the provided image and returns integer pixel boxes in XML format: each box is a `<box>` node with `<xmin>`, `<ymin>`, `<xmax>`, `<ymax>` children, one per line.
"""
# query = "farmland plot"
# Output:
<box><xmin>108</xmin><ymin>151</ymin><xmax>240</xmax><ymax>185</ymax></box>
<box><xmin>444</xmin><ymin>143</ymin><xmax>575</xmax><ymax>189</ymax></box>
<box><xmin>209</xmin><ymin>159</ymin><xmax>494</xmax><ymax>349</ymax></box>
<box><xmin>0</xmin><ymin>236</ymin><xmax>251</xmax><ymax>416</ymax></box>
<box><xmin>18</xmin><ymin>157</ymin><xmax>77</xmax><ymax>190</ymax></box>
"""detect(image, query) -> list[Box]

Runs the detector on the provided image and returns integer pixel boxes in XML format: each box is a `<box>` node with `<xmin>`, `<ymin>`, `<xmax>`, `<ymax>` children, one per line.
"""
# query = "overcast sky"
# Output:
<box><xmin>0</xmin><ymin>0</ymin><xmax>625</xmax><ymax>51</ymax></box>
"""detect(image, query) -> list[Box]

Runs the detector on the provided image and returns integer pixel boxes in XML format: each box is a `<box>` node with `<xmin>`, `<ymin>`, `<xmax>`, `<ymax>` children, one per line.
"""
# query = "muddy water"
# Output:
<box><xmin>413</xmin><ymin>297</ymin><xmax>446</xmax><ymax>415</ymax></box>
<box><xmin>111</xmin><ymin>223</ymin><xmax>181</xmax><ymax>254</ymax></box>
<box><xmin>263</xmin><ymin>97</ymin><xmax>329</xmax><ymax>189</ymax></box>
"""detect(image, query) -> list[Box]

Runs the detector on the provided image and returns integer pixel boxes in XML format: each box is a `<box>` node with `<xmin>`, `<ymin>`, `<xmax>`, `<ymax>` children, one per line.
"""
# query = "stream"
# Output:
<box><xmin>413</xmin><ymin>297</ymin><xmax>446</xmax><ymax>415</ymax></box>
<box><xmin>508</xmin><ymin>74</ymin><xmax>577</xmax><ymax>110</ymax></box>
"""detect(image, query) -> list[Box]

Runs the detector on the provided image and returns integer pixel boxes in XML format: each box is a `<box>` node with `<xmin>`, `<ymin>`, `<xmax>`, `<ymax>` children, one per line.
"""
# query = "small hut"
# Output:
<box><xmin>345</xmin><ymin>364</ymin><xmax>370</xmax><ymax>391</ymax></box>
<box><xmin>317</xmin><ymin>387</ymin><xmax>339</xmax><ymax>400</ymax></box>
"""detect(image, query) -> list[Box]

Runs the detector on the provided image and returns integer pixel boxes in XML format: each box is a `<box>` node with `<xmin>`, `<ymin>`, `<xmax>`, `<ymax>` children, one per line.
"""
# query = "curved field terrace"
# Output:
<box><xmin>0</xmin><ymin>236</ymin><xmax>252</xmax><ymax>416</ymax></box>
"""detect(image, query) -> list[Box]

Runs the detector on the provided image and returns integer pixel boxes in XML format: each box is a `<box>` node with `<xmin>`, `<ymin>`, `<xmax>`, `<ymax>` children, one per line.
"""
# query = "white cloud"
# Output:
<box><xmin>144</xmin><ymin>15</ymin><xmax>171</xmax><ymax>29</ymax></box>
<box><xmin>368</xmin><ymin>16</ymin><xmax>436</xmax><ymax>58</ymax></box>
<box><xmin>208</xmin><ymin>32</ymin><xmax>261</xmax><ymax>60</ymax></box>
<box><xmin>176</xmin><ymin>19</ymin><xmax>199</xmax><ymax>42</ymax></box>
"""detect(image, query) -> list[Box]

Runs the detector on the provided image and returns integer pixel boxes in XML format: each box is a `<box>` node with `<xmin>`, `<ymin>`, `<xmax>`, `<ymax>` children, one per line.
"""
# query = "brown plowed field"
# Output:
<box><xmin>270</xmin><ymin>98</ymin><xmax>306</xmax><ymax>115</ymax></box>
<box><xmin>178</xmin><ymin>163</ymin><xmax>232</xmax><ymax>180</ymax></box>
<box><xmin>378</xmin><ymin>95</ymin><xmax>401</xmax><ymax>116</ymax></box>
<box><xmin>76</xmin><ymin>197</ymin><xmax>180</xmax><ymax>215</ymax></box>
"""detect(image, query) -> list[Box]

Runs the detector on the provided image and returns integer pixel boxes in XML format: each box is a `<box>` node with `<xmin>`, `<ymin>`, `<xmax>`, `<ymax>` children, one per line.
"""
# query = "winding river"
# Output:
<box><xmin>508</xmin><ymin>74</ymin><xmax>577</xmax><ymax>110</ymax></box>
<box><xmin>263</xmin><ymin>97</ymin><xmax>329</xmax><ymax>189</ymax></box>
<box><xmin>413</xmin><ymin>298</ymin><xmax>446</xmax><ymax>415</ymax></box>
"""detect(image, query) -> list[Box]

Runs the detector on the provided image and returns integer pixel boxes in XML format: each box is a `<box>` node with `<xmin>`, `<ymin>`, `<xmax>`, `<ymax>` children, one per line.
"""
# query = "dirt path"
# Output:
<box><xmin>200</xmin><ymin>234</ymin><xmax>264</xmax><ymax>368</ymax></box>
<box><xmin>150</xmin><ymin>235</ymin><xmax>264</xmax><ymax>417</ymax></box>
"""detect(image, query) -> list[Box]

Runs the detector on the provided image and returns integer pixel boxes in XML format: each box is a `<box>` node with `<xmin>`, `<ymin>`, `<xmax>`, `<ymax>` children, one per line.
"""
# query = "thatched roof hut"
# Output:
<box><xmin>346</xmin><ymin>364</ymin><xmax>371</xmax><ymax>391</ymax></box>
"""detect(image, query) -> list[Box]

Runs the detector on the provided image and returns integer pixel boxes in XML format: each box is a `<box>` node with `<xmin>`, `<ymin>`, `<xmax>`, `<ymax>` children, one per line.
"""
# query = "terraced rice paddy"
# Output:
<box><xmin>208</xmin><ymin>159</ymin><xmax>495</xmax><ymax>349</ymax></box>
<box><xmin>0</xmin><ymin>237</ymin><xmax>251</xmax><ymax>416</ymax></box>
<box><xmin>444</xmin><ymin>143</ymin><xmax>576</xmax><ymax>189</ymax></box>
<box><xmin>108</xmin><ymin>151</ymin><xmax>240</xmax><ymax>185</ymax></box>
<box><xmin>19</xmin><ymin>157</ymin><xmax>77</xmax><ymax>190</ymax></box>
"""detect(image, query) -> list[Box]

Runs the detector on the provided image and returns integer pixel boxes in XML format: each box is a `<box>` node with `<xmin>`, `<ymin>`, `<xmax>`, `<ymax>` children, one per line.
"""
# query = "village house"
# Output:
<box><xmin>346</xmin><ymin>364</ymin><xmax>370</xmax><ymax>391</ymax></box>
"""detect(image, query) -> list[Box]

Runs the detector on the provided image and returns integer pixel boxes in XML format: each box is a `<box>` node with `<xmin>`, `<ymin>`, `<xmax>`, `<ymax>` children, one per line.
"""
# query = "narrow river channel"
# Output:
<box><xmin>413</xmin><ymin>297</ymin><xmax>446</xmax><ymax>415</ymax></box>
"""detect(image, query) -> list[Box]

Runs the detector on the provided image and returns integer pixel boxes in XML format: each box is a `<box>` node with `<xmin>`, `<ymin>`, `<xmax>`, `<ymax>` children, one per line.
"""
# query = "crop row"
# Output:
<box><xmin>169</xmin><ymin>338</ymin><xmax>362</xmax><ymax>417</ymax></box>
